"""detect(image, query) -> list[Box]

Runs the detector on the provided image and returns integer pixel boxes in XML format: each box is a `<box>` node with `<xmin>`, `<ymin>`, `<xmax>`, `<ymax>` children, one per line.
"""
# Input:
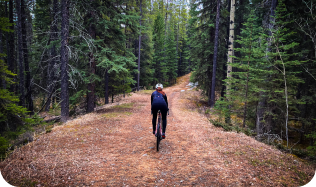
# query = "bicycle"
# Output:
<box><xmin>155</xmin><ymin>110</ymin><xmax>169</xmax><ymax>151</ymax></box>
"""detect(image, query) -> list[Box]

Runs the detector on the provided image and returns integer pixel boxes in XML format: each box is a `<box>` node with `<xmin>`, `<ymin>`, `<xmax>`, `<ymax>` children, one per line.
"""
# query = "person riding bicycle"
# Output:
<box><xmin>151</xmin><ymin>83</ymin><xmax>168</xmax><ymax>139</ymax></box>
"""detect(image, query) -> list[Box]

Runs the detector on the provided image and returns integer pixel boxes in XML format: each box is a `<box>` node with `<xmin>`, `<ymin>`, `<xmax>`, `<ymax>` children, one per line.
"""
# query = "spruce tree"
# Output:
<box><xmin>152</xmin><ymin>12</ymin><xmax>166</xmax><ymax>84</ymax></box>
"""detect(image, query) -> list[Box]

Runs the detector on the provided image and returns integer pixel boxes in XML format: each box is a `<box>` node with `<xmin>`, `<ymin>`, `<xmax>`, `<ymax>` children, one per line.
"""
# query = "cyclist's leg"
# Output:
<box><xmin>161</xmin><ymin>111</ymin><xmax>167</xmax><ymax>134</ymax></box>
<box><xmin>161</xmin><ymin>106</ymin><xmax>168</xmax><ymax>133</ymax></box>
<box><xmin>152</xmin><ymin>106</ymin><xmax>158</xmax><ymax>134</ymax></box>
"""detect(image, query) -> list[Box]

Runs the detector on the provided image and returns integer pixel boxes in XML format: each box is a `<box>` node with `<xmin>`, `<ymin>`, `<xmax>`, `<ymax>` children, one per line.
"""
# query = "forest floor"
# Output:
<box><xmin>1</xmin><ymin>74</ymin><xmax>315</xmax><ymax>186</ymax></box>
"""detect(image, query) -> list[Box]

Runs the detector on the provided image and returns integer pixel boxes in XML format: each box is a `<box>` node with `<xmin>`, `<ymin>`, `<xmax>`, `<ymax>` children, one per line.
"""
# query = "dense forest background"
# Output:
<box><xmin>0</xmin><ymin>0</ymin><xmax>316</xmax><ymax>160</ymax></box>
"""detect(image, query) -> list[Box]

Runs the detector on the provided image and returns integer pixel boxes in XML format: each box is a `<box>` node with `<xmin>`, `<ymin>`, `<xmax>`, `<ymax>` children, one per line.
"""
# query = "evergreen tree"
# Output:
<box><xmin>152</xmin><ymin>12</ymin><xmax>166</xmax><ymax>84</ymax></box>
<box><xmin>0</xmin><ymin>10</ymin><xmax>35</xmax><ymax>156</ymax></box>
<box><xmin>165</xmin><ymin>16</ymin><xmax>177</xmax><ymax>84</ymax></box>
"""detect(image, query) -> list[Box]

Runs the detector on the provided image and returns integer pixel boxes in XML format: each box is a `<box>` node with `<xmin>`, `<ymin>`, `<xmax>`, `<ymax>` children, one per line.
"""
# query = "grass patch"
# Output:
<box><xmin>235</xmin><ymin>151</ymin><xmax>245</xmax><ymax>156</ymax></box>
<box><xmin>112</xmin><ymin>103</ymin><xmax>134</xmax><ymax>109</ymax></box>
<box><xmin>102</xmin><ymin>112</ymin><xmax>132</xmax><ymax>118</ymax></box>
<box><xmin>19</xmin><ymin>178</ymin><xmax>38</xmax><ymax>187</ymax></box>
<box><xmin>139</xmin><ymin>90</ymin><xmax>155</xmax><ymax>94</ymax></box>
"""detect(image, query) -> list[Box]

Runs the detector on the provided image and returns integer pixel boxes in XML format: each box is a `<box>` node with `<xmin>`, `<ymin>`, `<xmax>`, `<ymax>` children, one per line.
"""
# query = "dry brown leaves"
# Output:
<box><xmin>0</xmin><ymin>74</ymin><xmax>315</xmax><ymax>186</ymax></box>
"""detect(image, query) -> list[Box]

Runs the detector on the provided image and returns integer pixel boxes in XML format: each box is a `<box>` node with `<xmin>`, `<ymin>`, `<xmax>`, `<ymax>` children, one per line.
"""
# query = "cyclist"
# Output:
<box><xmin>151</xmin><ymin>83</ymin><xmax>168</xmax><ymax>139</ymax></box>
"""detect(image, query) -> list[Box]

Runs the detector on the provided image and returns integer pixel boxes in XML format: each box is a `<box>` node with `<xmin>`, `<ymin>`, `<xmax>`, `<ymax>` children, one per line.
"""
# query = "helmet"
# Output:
<box><xmin>155</xmin><ymin>83</ymin><xmax>163</xmax><ymax>89</ymax></box>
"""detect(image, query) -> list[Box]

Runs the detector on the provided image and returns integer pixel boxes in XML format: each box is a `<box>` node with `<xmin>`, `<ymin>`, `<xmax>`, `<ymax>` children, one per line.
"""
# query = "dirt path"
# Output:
<box><xmin>1</xmin><ymin>74</ymin><xmax>315</xmax><ymax>186</ymax></box>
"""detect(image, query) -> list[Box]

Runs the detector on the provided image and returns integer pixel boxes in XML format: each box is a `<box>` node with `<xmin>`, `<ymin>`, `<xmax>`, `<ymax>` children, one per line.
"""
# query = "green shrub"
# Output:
<box><xmin>210</xmin><ymin>119</ymin><xmax>224</xmax><ymax>128</ymax></box>
<box><xmin>235</xmin><ymin>125</ymin><xmax>242</xmax><ymax>133</ymax></box>
<box><xmin>0</xmin><ymin>136</ymin><xmax>9</xmax><ymax>159</ymax></box>
<box><xmin>243</xmin><ymin>128</ymin><xmax>252</xmax><ymax>136</ymax></box>
<box><xmin>306</xmin><ymin>131</ymin><xmax>316</xmax><ymax>156</ymax></box>
<box><xmin>210</xmin><ymin>119</ymin><xmax>253</xmax><ymax>136</ymax></box>
<box><xmin>291</xmin><ymin>149</ymin><xmax>309</xmax><ymax>158</ymax></box>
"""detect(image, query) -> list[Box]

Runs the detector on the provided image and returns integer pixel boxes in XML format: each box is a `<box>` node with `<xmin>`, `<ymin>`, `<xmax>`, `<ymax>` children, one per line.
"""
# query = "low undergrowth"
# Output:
<box><xmin>209</xmin><ymin>119</ymin><xmax>252</xmax><ymax>136</ymax></box>
<box><xmin>0</xmin><ymin>115</ymin><xmax>54</xmax><ymax>161</ymax></box>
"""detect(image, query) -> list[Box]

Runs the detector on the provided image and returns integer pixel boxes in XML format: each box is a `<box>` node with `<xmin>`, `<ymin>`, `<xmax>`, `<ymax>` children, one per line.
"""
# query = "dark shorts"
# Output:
<box><xmin>152</xmin><ymin>101</ymin><xmax>168</xmax><ymax>114</ymax></box>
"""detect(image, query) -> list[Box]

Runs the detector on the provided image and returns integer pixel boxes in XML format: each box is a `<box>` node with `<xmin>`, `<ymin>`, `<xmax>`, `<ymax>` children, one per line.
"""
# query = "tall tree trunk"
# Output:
<box><xmin>256</xmin><ymin>0</ymin><xmax>278</xmax><ymax>134</ymax></box>
<box><xmin>104</xmin><ymin>70</ymin><xmax>109</xmax><ymax>104</ymax></box>
<box><xmin>87</xmin><ymin>0</ymin><xmax>96</xmax><ymax>113</ymax></box>
<box><xmin>226</xmin><ymin>0</ymin><xmax>235</xmax><ymax>99</ymax></box>
<box><xmin>210</xmin><ymin>0</ymin><xmax>221</xmax><ymax>107</ymax></box>
<box><xmin>220</xmin><ymin>62</ymin><xmax>227</xmax><ymax>98</ymax></box>
<box><xmin>111</xmin><ymin>87</ymin><xmax>114</xmax><ymax>103</ymax></box>
<box><xmin>3</xmin><ymin>1</ymin><xmax>9</xmax><ymax>89</ymax></box>
<box><xmin>234</xmin><ymin>0</ymin><xmax>244</xmax><ymax>59</ymax></box>
<box><xmin>179</xmin><ymin>49</ymin><xmax>182</xmax><ymax>76</ymax></box>
<box><xmin>137</xmin><ymin>0</ymin><xmax>142</xmax><ymax>91</ymax></box>
<box><xmin>21</xmin><ymin>0</ymin><xmax>33</xmax><ymax>114</ymax></box>
<box><xmin>16</xmin><ymin>0</ymin><xmax>25</xmax><ymax>107</ymax></box>
<box><xmin>60</xmin><ymin>0</ymin><xmax>69</xmax><ymax>122</ymax></box>
<box><xmin>8</xmin><ymin>0</ymin><xmax>15</xmax><ymax>93</ymax></box>
<box><xmin>87</xmin><ymin>50</ymin><xmax>96</xmax><ymax>112</ymax></box>
<box><xmin>46</xmin><ymin>0</ymin><xmax>59</xmax><ymax>112</ymax></box>
<box><xmin>0</xmin><ymin>29</ymin><xmax>4</xmax><ymax>88</ymax></box>
<box><xmin>176</xmin><ymin>23</ymin><xmax>179</xmax><ymax>56</ymax></box>
<box><xmin>221</xmin><ymin>0</ymin><xmax>230</xmax><ymax>100</ymax></box>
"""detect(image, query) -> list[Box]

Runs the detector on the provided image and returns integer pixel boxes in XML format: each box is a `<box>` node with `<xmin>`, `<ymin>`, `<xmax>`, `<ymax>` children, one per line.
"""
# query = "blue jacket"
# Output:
<box><xmin>151</xmin><ymin>91</ymin><xmax>168</xmax><ymax>107</ymax></box>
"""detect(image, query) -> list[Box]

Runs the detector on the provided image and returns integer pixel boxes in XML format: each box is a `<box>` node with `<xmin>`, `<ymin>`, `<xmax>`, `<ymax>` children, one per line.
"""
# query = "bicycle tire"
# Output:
<box><xmin>156</xmin><ymin>111</ymin><xmax>161</xmax><ymax>151</ymax></box>
<box><xmin>156</xmin><ymin>123</ymin><xmax>160</xmax><ymax>151</ymax></box>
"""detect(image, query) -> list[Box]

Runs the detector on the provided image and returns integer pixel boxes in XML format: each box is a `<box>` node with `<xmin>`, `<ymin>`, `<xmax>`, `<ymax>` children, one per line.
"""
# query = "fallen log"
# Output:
<box><xmin>43</xmin><ymin>116</ymin><xmax>61</xmax><ymax>123</ymax></box>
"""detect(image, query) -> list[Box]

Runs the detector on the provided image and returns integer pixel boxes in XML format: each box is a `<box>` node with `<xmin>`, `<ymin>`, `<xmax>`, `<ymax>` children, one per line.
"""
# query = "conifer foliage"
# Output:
<box><xmin>189</xmin><ymin>0</ymin><xmax>316</xmax><ymax>154</ymax></box>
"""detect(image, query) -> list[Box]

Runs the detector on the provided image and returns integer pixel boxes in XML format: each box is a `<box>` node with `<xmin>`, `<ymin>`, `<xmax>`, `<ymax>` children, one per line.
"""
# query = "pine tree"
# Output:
<box><xmin>210</xmin><ymin>0</ymin><xmax>221</xmax><ymax>107</ymax></box>
<box><xmin>139</xmin><ymin>0</ymin><xmax>154</xmax><ymax>89</ymax></box>
<box><xmin>165</xmin><ymin>16</ymin><xmax>177</xmax><ymax>84</ymax></box>
<box><xmin>0</xmin><ymin>11</ymin><xmax>35</xmax><ymax>149</ymax></box>
<box><xmin>152</xmin><ymin>12</ymin><xmax>166</xmax><ymax>84</ymax></box>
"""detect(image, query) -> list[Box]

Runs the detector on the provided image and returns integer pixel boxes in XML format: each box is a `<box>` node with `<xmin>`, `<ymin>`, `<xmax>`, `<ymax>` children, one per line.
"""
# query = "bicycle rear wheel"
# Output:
<box><xmin>156</xmin><ymin>111</ymin><xmax>161</xmax><ymax>151</ymax></box>
<box><xmin>156</xmin><ymin>123</ymin><xmax>160</xmax><ymax>151</ymax></box>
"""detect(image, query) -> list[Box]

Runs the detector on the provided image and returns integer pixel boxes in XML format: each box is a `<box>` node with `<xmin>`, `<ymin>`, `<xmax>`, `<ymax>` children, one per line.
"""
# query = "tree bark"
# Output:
<box><xmin>137</xmin><ymin>0</ymin><xmax>142</xmax><ymax>91</ymax></box>
<box><xmin>16</xmin><ymin>0</ymin><xmax>25</xmax><ymax>107</ymax></box>
<box><xmin>226</xmin><ymin>0</ymin><xmax>235</xmax><ymax>99</ymax></box>
<box><xmin>87</xmin><ymin>50</ymin><xmax>96</xmax><ymax>112</ymax></box>
<box><xmin>3</xmin><ymin>1</ymin><xmax>9</xmax><ymax>89</ymax></box>
<box><xmin>60</xmin><ymin>0</ymin><xmax>69</xmax><ymax>122</ymax></box>
<box><xmin>234</xmin><ymin>0</ymin><xmax>244</xmax><ymax>59</ymax></box>
<box><xmin>87</xmin><ymin>0</ymin><xmax>96</xmax><ymax>113</ymax></box>
<box><xmin>45</xmin><ymin>0</ymin><xmax>59</xmax><ymax>112</ymax></box>
<box><xmin>0</xmin><ymin>29</ymin><xmax>4</xmax><ymax>88</ymax></box>
<box><xmin>210</xmin><ymin>0</ymin><xmax>221</xmax><ymax>108</ymax></box>
<box><xmin>221</xmin><ymin>0</ymin><xmax>230</xmax><ymax>100</ymax></box>
<box><xmin>179</xmin><ymin>50</ymin><xmax>182</xmax><ymax>76</ymax></box>
<box><xmin>21</xmin><ymin>0</ymin><xmax>33</xmax><ymax>114</ymax></box>
<box><xmin>8</xmin><ymin>0</ymin><xmax>15</xmax><ymax>93</ymax></box>
<box><xmin>104</xmin><ymin>70</ymin><xmax>109</xmax><ymax>104</ymax></box>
